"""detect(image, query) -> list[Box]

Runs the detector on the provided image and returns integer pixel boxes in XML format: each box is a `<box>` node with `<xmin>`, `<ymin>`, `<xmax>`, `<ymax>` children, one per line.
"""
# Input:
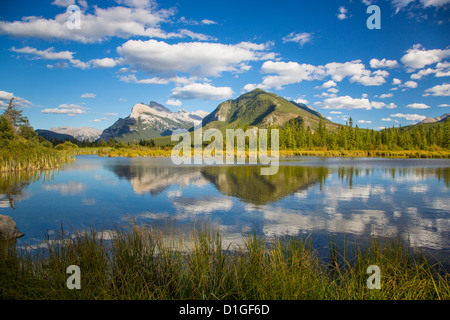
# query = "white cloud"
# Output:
<box><xmin>0</xmin><ymin>90</ymin><xmax>14</xmax><ymax>101</ymax></box>
<box><xmin>327</xmin><ymin>88</ymin><xmax>339</xmax><ymax>94</ymax></box>
<box><xmin>404</xmin><ymin>80</ymin><xmax>418</xmax><ymax>88</ymax></box>
<box><xmin>89</xmin><ymin>117</ymin><xmax>109</xmax><ymax>122</ymax></box>
<box><xmin>166</xmin><ymin>98</ymin><xmax>182</xmax><ymax>106</ymax></box>
<box><xmin>387</xmin><ymin>103</ymin><xmax>398</xmax><ymax>109</ymax></box>
<box><xmin>256</xmin><ymin>59</ymin><xmax>388</xmax><ymax>90</ymax></box>
<box><xmin>10</xmin><ymin>46</ymin><xmax>120</xmax><ymax>70</ymax></box>
<box><xmin>357</xmin><ymin>120</ymin><xmax>372</xmax><ymax>124</ymax></box>
<box><xmin>406</xmin><ymin>103</ymin><xmax>430</xmax><ymax>109</ymax></box>
<box><xmin>317</xmin><ymin>80</ymin><xmax>337</xmax><ymax>89</ymax></box>
<box><xmin>438</xmin><ymin>103</ymin><xmax>450</xmax><ymax>107</ymax></box>
<box><xmin>171</xmin><ymin>83</ymin><xmax>233</xmax><ymax>100</ymax></box>
<box><xmin>81</xmin><ymin>93</ymin><xmax>96</xmax><ymax>98</ymax></box>
<box><xmin>410</xmin><ymin>61</ymin><xmax>450</xmax><ymax>79</ymax></box>
<box><xmin>41</xmin><ymin>104</ymin><xmax>87</xmax><ymax>116</ymax></box>
<box><xmin>382</xmin><ymin>117</ymin><xmax>393</xmax><ymax>121</ymax></box>
<box><xmin>10</xmin><ymin>46</ymin><xmax>74</xmax><ymax>60</ymax></box>
<box><xmin>257</xmin><ymin>61</ymin><xmax>324</xmax><ymax>90</ymax></box>
<box><xmin>201</xmin><ymin>19</ymin><xmax>217</xmax><ymax>25</ymax></box>
<box><xmin>90</xmin><ymin>58</ymin><xmax>118</xmax><ymax>68</ymax></box>
<box><xmin>115</xmin><ymin>0</ymin><xmax>155</xmax><ymax>8</ymax></box>
<box><xmin>315</xmin><ymin>95</ymin><xmax>387</xmax><ymax>110</ymax></box>
<box><xmin>0</xmin><ymin>5</ymin><xmax>200</xmax><ymax>43</ymax></box>
<box><xmin>392</xmin><ymin>78</ymin><xmax>402</xmax><ymax>85</ymax></box>
<box><xmin>391</xmin><ymin>0</ymin><xmax>415</xmax><ymax>14</ymax></box>
<box><xmin>337</xmin><ymin>6</ymin><xmax>349</xmax><ymax>20</ymax></box>
<box><xmin>370</xmin><ymin>58</ymin><xmax>399</xmax><ymax>69</ymax></box>
<box><xmin>0</xmin><ymin>90</ymin><xmax>33</xmax><ymax>108</ymax></box>
<box><xmin>330</xmin><ymin>111</ymin><xmax>342</xmax><ymax>114</ymax></box>
<box><xmin>419</xmin><ymin>0</ymin><xmax>450</xmax><ymax>8</ymax></box>
<box><xmin>117</xmin><ymin>39</ymin><xmax>273</xmax><ymax>78</ymax></box>
<box><xmin>294</xmin><ymin>98</ymin><xmax>308</xmax><ymax>105</ymax></box>
<box><xmin>177</xmin><ymin>29</ymin><xmax>217</xmax><ymax>41</ymax></box>
<box><xmin>379</xmin><ymin>93</ymin><xmax>394</xmax><ymax>98</ymax></box>
<box><xmin>51</xmin><ymin>0</ymin><xmax>75</xmax><ymax>7</ymax></box>
<box><xmin>423</xmin><ymin>83</ymin><xmax>450</xmax><ymax>96</ymax></box>
<box><xmin>325</xmin><ymin>61</ymin><xmax>388</xmax><ymax>86</ymax></box>
<box><xmin>390</xmin><ymin>113</ymin><xmax>427</xmax><ymax>121</ymax></box>
<box><xmin>282</xmin><ymin>32</ymin><xmax>314</xmax><ymax>46</ymax></box>
<box><xmin>401</xmin><ymin>44</ymin><xmax>450</xmax><ymax>70</ymax></box>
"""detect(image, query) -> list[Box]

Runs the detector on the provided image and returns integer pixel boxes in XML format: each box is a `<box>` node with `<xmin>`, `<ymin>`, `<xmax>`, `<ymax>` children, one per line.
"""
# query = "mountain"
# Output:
<box><xmin>49</xmin><ymin>127</ymin><xmax>102</xmax><ymax>142</ymax></box>
<box><xmin>35</xmin><ymin>129</ymin><xmax>77</xmax><ymax>142</ymax></box>
<box><xmin>419</xmin><ymin>113</ymin><xmax>450</xmax><ymax>124</ymax></box>
<box><xmin>201</xmin><ymin>89</ymin><xmax>338</xmax><ymax>131</ymax></box>
<box><xmin>99</xmin><ymin>101</ymin><xmax>208</xmax><ymax>143</ymax></box>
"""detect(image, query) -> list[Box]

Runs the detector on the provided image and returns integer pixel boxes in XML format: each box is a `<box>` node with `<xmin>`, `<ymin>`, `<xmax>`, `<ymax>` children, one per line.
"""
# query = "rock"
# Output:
<box><xmin>0</xmin><ymin>215</ymin><xmax>24</xmax><ymax>240</ymax></box>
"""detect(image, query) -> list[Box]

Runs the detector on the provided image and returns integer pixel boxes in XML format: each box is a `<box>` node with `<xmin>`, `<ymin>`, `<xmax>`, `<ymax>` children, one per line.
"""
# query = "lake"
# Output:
<box><xmin>1</xmin><ymin>155</ymin><xmax>449</xmax><ymax>260</ymax></box>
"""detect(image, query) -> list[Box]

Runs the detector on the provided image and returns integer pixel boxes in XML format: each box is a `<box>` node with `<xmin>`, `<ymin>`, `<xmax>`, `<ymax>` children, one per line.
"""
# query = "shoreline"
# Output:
<box><xmin>73</xmin><ymin>147</ymin><xmax>450</xmax><ymax>159</ymax></box>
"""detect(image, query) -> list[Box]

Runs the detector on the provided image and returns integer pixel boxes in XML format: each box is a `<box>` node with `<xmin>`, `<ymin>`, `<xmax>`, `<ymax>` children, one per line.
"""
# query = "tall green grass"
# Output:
<box><xmin>0</xmin><ymin>224</ymin><xmax>448</xmax><ymax>300</ymax></box>
<box><xmin>0</xmin><ymin>139</ymin><xmax>73</xmax><ymax>172</ymax></box>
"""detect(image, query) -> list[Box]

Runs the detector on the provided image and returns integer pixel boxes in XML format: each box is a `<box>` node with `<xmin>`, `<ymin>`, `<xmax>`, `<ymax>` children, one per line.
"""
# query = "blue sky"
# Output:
<box><xmin>0</xmin><ymin>0</ymin><xmax>449</xmax><ymax>131</ymax></box>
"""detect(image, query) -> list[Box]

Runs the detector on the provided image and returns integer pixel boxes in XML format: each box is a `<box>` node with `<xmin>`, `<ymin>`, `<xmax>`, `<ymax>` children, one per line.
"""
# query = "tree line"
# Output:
<box><xmin>277</xmin><ymin>117</ymin><xmax>450</xmax><ymax>151</ymax></box>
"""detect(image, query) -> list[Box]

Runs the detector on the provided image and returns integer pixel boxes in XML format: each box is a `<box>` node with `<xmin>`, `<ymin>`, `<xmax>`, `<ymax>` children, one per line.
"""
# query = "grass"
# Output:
<box><xmin>0</xmin><ymin>139</ymin><xmax>74</xmax><ymax>172</ymax></box>
<box><xmin>1</xmin><ymin>223</ymin><xmax>448</xmax><ymax>300</ymax></box>
<box><xmin>72</xmin><ymin>146</ymin><xmax>450</xmax><ymax>159</ymax></box>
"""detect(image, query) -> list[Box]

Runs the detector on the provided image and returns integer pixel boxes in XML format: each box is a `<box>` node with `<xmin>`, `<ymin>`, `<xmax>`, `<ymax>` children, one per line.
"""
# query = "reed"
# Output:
<box><xmin>0</xmin><ymin>140</ymin><xmax>74</xmax><ymax>173</ymax></box>
<box><xmin>1</xmin><ymin>223</ymin><xmax>448</xmax><ymax>300</ymax></box>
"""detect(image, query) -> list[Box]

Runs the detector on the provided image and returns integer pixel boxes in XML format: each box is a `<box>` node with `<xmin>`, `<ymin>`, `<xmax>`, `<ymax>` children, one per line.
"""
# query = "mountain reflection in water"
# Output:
<box><xmin>0</xmin><ymin>156</ymin><xmax>448</xmax><ymax>258</ymax></box>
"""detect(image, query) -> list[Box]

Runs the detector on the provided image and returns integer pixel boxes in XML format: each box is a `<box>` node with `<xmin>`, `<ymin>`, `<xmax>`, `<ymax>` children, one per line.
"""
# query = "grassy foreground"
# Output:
<box><xmin>1</xmin><ymin>224</ymin><xmax>448</xmax><ymax>300</ymax></box>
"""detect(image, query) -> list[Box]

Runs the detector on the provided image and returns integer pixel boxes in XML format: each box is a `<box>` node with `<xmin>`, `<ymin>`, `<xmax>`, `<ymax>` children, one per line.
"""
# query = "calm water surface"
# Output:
<box><xmin>1</xmin><ymin>156</ymin><xmax>449</xmax><ymax>259</ymax></box>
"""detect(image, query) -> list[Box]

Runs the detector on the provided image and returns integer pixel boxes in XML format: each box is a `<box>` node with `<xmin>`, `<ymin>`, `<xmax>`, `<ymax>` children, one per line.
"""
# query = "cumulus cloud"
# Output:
<box><xmin>0</xmin><ymin>5</ymin><xmax>209</xmax><ymax>43</ymax></box>
<box><xmin>90</xmin><ymin>58</ymin><xmax>118</xmax><ymax>68</ymax></box>
<box><xmin>325</xmin><ymin>61</ymin><xmax>389</xmax><ymax>86</ymax></box>
<box><xmin>317</xmin><ymin>80</ymin><xmax>337</xmax><ymax>89</ymax></box>
<box><xmin>10</xmin><ymin>45</ymin><xmax>119</xmax><ymax>70</ymax></box>
<box><xmin>406</xmin><ymin>103</ymin><xmax>430</xmax><ymax>109</ymax></box>
<box><xmin>0</xmin><ymin>90</ymin><xmax>33</xmax><ymax>109</ymax></box>
<box><xmin>314</xmin><ymin>95</ymin><xmax>387</xmax><ymax>110</ymax></box>
<box><xmin>401</xmin><ymin>44</ymin><xmax>450</xmax><ymax>70</ymax></box>
<box><xmin>10</xmin><ymin>46</ymin><xmax>74</xmax><ymax>60</ymax></box>
<box><xmin>423</xmin><ymin>83</ymin><xmax>450</xmax><ymax>96</ymax></box>
<box><xmin>117</xmin><ymin>39</ymin><xmax>274</xmax><ymax>78</ymax></box>
<box><xmin>294</xmin><ymin>98</ymin><xmax>308</xmax><ymax>105</ymax></box>
<box><xmin>0</xmin><ymin>90</ymin><xmax>14</xmax><ymax>101</ymax></box>
<box><xmin>81</xmin><ymin>93</ymin><xmax>96</xmax><ymax>98</ymax></box>
<box><xmin>337</xmin><ymin>6</ymin><xmax>349</xmax><ymax>20</ymax></box>
<box><xmin>390</xmin><ymin>113</ymin><xmax>427</xmax><ymax>121</ymax></box>
<box><xmin>41</xmin><ymin>104</ymin><xmax>87</xmax><ymax>116</ymax></box>
<box><xmin>171</xmin><ymin>83</ymin><xmax>233</xmax><ymax>100</ymax></box>
<box><xmin>410</xmin><ymin>61</ymin><xmax>450</xmax><ymax>79</ymax></box>
<box><xmin>166</xmin><ymin>98</ymin><xmax>182</xmax><ymax>106</ymax></box>
<box><xmin>254</xmin><ymin>59</ymin><xmax>388</xmax><ymax>90</ymax></box>
<box><xmin>370</xmin><ymin>58</ymin><xmax>399</xmax><ymax>69</ymax></box>
<box><xmin>404</xmin><ymin>80</ymin><xmax>418</xmax><ymax>88</ymax></box>
<box><xmin>379</xmin><ymin>93</ymin><xmax>394</xmax><ymax>98</ymax></box>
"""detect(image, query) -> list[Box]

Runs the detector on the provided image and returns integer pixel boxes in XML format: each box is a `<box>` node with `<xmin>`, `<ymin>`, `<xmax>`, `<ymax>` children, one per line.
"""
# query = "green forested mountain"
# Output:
<box><xmin>201</xmin><ymin>89</ymin><xmax>339</xmax><ymax>131</ymax></box>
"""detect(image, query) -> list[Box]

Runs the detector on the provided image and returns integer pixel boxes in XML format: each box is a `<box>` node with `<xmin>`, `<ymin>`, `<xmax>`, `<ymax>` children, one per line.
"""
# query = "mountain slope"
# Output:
<box><xmin>419</xmin><ymin>113</ymin><xmax>450</xmax><ymax>124</ymax></box>
<box><xmin>35</xmin><ymin>129</ymin><xmax>77</xmax><ymax>142</ymax></box>
<box><xmin>201</xmin><ymin>89</ymin><xmax>338</xmax><ymax>131</ymax></box>
<box><xmin>49</xmin><ymin>127</ymin><xmax>102</xmax><ymax>142</ymax></box>
<box><xmin>99</xmin><ymin>101</ymin><xmax>207</xmax><ymax>143</ymax></box>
